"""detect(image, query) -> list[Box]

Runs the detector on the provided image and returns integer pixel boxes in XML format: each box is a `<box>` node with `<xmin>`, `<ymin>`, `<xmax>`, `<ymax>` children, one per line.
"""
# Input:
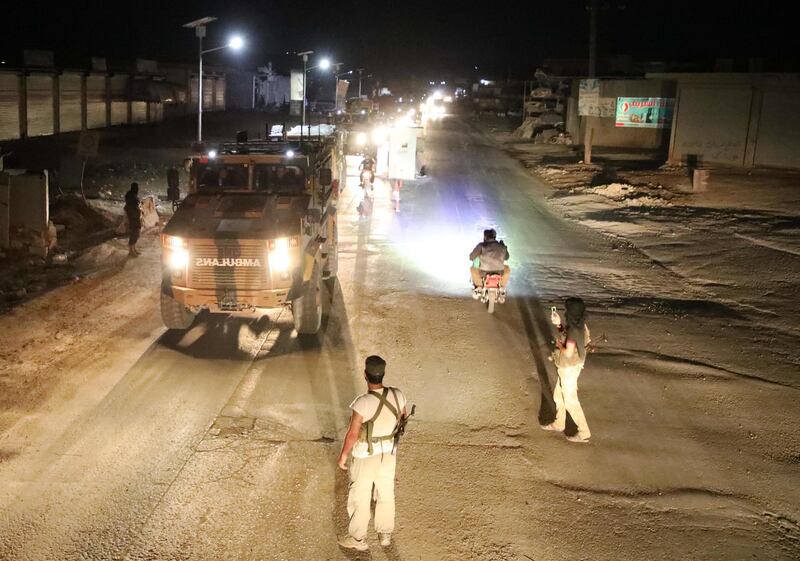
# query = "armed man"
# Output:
<box><xmin>337</xmin><ymin>355</ymin><xmax>409</xmax><ymax>551</ymax></box>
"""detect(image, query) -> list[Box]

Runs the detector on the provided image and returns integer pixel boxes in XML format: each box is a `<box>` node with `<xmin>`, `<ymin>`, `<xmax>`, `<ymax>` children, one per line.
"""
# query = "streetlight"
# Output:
<box><xmin>356</xmin><ymin>68</ymin><xmax>364</xmax><ymax>98</ymax></box>
<box><xmin>183</xmin><ymin>17</ymin><xmax>245</xmax><ymax>144</ymax></box>
<box><xmin>298</xmin><ymin>52</ymin><xmax>331</xmax><ymax>129</ymax></box>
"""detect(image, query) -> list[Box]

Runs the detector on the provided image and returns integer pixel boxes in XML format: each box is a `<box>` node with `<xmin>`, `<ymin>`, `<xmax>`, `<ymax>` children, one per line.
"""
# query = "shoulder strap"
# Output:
<box><xmin>369</xmin><ymin>387</ymin><xmax>399</xmax><ymax>420</ymax></box>
<box><xmin>363</xmin><ymin>388</ymin><xmax>401</xmax><ymax>455</ymax></box>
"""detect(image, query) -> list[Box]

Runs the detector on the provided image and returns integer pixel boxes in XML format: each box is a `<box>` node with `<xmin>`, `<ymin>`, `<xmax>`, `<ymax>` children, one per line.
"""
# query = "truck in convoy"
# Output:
<box><xmin>160</xmin><ymin>126</ymin><xmax>345</xmax><ymax>335</ymax></box>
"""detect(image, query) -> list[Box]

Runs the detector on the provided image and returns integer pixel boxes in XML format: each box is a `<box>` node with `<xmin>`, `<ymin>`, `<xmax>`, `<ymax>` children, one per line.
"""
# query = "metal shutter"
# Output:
<box><xmin>86</xmin><ymin>75</ymin><xmax>106</xmax><ymax>128</ymax></box>
<box><xmin>0</xmin><ymin>73</ymin><xmax>20</xmax><ymax>140</ymax></box>
<box><xmin>110</xmin><ymin>74</ymin><xmax>128</xmax><ymax>125</ymax></box>
<box><xmin>203</xmin><ymin>77</ymin><xmax>213</xmax><ymax>110</ymax></box>
<box><xmin>189</xmin><ymin>77</ymin><xmax>198</xmax><ymax>106</ymax></box>
<box><xmin>59</xmin><ymin>73</ymin><xmax>82</xmax><ymax>132</ymax></box>
<box><xmin>132</xmin><ymin>101</ymin><xmax>147</xmax><ymax>123</ymax></box>
<box><xmin>26</xmin><ymin>74</ymin><xmax>54</xmax><ymax>137</ymax></box>
<box><xmin>148</xmin><ymin>102</ymin><xmax>163</xmax><ymax>122</ymax></box>
<box><xmin>215</xmin><ymin>77</ymin><xmax>225</xmax><ymax>110</ymax></box>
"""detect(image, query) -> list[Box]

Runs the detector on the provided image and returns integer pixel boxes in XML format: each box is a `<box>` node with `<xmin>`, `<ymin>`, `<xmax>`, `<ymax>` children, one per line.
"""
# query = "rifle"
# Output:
<box><xmin>392</xmin><ymin>404</ymin><xmax>416</xmax><ymax>454</ymax></box>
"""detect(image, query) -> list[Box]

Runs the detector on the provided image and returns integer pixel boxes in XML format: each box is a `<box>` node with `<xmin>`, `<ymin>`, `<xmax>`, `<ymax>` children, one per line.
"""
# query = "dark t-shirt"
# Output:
<box><xmin>566</xmin><ymin>324</ymin><xmax>586</xmax><ymax>360</ymax></box>
<box><xmin>124</xmin><ymin>191</ymin><xmax>140</xmax><ymax>222</ymax></box>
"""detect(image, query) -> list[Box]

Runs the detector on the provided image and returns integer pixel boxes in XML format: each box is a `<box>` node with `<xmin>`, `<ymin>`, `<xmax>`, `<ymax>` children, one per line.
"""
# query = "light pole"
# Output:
<box><xmin>298</xmin><ymin>52</ymin><xmax>330</xmax><ymax>129</ymax></box>
<box><xmin>298</xmin><ymin>51</ymin><xmax>313</xmax><ymax>130</ymax></box>
<box><xmin>332</xmin><ymin>62</ymin><xmax>343</xmax><ymax>111</ymax></box>
<box><xmin>183</xmin><ymin>17</ymin><xmax>244</xmax><ymax>144</ymax></box>
<box><xmin>356</xmin><ymin>68</ymin><xmax>364</xmax><ymax>97</ymax></box>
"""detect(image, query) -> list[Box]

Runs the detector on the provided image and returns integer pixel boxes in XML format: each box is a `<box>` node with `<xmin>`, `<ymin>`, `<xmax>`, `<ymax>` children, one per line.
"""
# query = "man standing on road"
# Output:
<box><xmin>338</xmin><ymin>355</ymin><xmax>408</xmax><ymax>551</ymax></box>
<box><xmin>469</xmin><ymin>229</ymin><xmax>510</xmax><ymax>300</ymax></box>
<box><xmin>542</xmin><ymin>297</ymin><xmax>592</xmax><ymax>443</ymax></box>
<box><xmin>124</xmin><ymin>182</ymin><xmax>141</xmax><ymax>257</ymax></box>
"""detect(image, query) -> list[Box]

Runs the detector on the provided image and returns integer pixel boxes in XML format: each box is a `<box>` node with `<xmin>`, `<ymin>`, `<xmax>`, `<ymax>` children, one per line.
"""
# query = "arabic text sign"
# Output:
<box><xmin>579</xmin><ymin>79</ymin><xmax>616</xmax><ymax>117</ymax></box>
<box><xmin>615</xmin><ymin>97</ymin><xmax>674</xmax><ymax>128</ymax></box>
<box><xmin>290</xmin><ymin>70</ymin><xmax>304</xmax><ymax>101</ymax></box>
<box><xmin>578</xmin><ymin>79</ymin><xmax>599</xmax><ymax>116</ymax></box>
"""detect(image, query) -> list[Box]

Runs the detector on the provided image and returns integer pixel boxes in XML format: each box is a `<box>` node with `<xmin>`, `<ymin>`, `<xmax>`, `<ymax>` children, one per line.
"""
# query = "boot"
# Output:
<box><xmin>338</xmin><ymin>535</ymin><xmax>369</xmax><ymax>551</ymax></box>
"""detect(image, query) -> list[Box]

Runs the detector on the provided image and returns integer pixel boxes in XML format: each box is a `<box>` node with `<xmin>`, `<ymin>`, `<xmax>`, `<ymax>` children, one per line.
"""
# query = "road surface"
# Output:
<box><xmin>1</xmin><ymin>118</ymin><xmax>798</xmax><ymax>561</ymax></box>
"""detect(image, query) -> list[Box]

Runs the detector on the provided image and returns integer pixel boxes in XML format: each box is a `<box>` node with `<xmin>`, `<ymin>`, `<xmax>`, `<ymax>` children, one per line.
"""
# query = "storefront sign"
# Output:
<box><xmin>615</xmin><ymin>97</ymin><xmax>674</xmax><ymax>128</ymax></box>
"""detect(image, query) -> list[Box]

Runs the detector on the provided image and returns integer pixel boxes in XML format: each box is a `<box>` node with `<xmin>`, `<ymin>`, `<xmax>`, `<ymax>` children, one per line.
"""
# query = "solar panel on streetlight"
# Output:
<box><xmin>183</xmin><ymin>16</ymin><xmax>217</xmax><ymax>38</ymax></box>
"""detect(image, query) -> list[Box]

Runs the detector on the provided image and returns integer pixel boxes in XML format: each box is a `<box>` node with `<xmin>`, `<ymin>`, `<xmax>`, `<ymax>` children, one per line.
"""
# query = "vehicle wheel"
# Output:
<box><xmin>161</xmin><ymin>291</ymin><xmax>196</xmax><ymax>330</ymax></box>
<box><xmin>487</xmin><ymin>292</ymin><xmax>496</xmax><ymax>314</ymax></box>
<box><xmin>293</xmin><ymin>263</ymin><xmax>322</xmax><ymax>334</ymax></box>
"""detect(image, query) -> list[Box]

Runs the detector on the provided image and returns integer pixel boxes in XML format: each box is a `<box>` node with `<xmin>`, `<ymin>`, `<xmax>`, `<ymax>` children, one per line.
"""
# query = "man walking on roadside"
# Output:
<box><xmin>542</xmin><ymin>297</ymin><xmax>593</xmax><ymax>443</ymax></box>
<box><xmin>124</xmin><ymin>182</ymin><xmax>142</xmax><ymax>257</ymax></box>
<box><xmin>338</xmin><ymin>355</ymin><xmax>408</xmax><ymax>551</ymax></box>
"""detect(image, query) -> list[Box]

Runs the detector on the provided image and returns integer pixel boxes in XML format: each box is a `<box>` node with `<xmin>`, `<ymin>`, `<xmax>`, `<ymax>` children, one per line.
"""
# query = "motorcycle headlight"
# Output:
<box><xmin>356</xmin><ymin>132</ymin><xmax>367</xmax><ymax>146</ymax></box>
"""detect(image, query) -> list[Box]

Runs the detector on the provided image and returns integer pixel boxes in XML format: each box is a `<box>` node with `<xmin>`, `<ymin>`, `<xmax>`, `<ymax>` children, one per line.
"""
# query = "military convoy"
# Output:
<box><xmin>160</xmin><ymin>126</ymin><xmax>345</xmax><ymax>335</ymax></box>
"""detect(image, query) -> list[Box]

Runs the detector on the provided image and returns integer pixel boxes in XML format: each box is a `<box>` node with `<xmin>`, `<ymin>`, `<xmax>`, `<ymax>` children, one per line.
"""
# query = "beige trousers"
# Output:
<box><xmin>553</xmin><ymin>364</ymin><xmax>591</xmax><ymax>438</ymax></box>
<box><xmin>347</xmin><ymin>452</ymin><xmax>397</xmax><ymax>540</ymax></box>
<box><xmin>470</xmin><ymin>265</ymin><xmax>510</xmax><ymax>288</ymax></box>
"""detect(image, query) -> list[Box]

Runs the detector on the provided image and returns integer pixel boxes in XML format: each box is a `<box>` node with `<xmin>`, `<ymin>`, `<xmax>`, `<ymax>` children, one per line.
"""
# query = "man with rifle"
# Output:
<box><xmin>337</xmin><ymin>355</ymin><xmax>413</xmax><ymax>551</ymax></box>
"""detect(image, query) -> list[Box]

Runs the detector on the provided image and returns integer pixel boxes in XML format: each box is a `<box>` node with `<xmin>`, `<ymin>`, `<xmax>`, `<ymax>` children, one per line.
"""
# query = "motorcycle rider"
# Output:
<box><xmin>469</xmin><ymin>229</ymin><xmax>510</xmax><ymax>300</ymax></box>
<box><xmin>359</xmin><ymin>154</ymin><xmax>375</xmax><ymax>187</ymax></box>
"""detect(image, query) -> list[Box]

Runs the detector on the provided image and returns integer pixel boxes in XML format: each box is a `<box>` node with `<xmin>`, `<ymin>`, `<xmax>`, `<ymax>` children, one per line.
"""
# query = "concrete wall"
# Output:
<box><xmin>0</xmin><ymin>170</ymin><xmax>49</xmax><ymax>253</ymax></box>
<box><xmin>653</xmin><ymin>73</ymin><xmax>800</xmax><ymax>169</ymax></box>
<box><xmin>569</xmin><ymin>79</ymin><xmax>676</xmax><ymax>149</ymax></box>
<box><xmin>752</xmin><ymin>88</ymin><xmax>800</xmax><ymax>168</ymax></box>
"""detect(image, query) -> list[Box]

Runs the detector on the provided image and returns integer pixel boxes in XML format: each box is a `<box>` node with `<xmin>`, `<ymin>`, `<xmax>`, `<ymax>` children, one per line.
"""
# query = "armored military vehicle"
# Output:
<box><xmin>160</xmin><ymin>126</ymin><xmax>344</xmax><ymax>334</ymax></box>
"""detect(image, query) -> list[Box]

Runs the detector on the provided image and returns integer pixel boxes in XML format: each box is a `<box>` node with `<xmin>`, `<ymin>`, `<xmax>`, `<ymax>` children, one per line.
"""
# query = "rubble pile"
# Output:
<box><xmin>590</xmin><ymin>182</ymin><xmax>678</xmax><ymax>207</ymax></box>
<box><xmin>50</xmin><ymin>194</ymin><xmax>117</xmax><ymax>250</ymax></box>
<box><xmin>513</xmin><ymin>80</ymin><xmax>569</xmax><ymax>142</ymax></box>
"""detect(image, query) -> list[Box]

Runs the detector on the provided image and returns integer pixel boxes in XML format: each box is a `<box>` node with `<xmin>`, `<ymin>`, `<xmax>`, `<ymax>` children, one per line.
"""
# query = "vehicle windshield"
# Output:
<box><xmin>196</xmin><ymin>163</ymin><xmax>249</xmax><ymax>191</ymax></box>
<box><xmin>254</xmin><ymin>165</ymin><xmax>306</xmax><ymax>195</ymax></box>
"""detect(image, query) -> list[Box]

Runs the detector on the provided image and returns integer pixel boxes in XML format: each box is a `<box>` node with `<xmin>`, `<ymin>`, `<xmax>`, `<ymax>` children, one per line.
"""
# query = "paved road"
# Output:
<box><xmin>1</xmin><ymin>118</ymin><xmax>798</xmax><ymax>560</ymax></box>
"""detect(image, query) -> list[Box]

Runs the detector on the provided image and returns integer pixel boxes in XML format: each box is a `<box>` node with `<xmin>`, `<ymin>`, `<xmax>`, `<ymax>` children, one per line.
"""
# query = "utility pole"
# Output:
<box><xmin>588</xmin><ymin>0</ymin><xmax>598</xmax><ymax>78</ymax></box>
<box><xmin>357</xmin><ymin>68</ymin><xmax>364</xmax><ymax>98</ymax></box>
<box><xmin>584</xmin><ymin>0</ymin><xmax>599</xmax><ymax>163</ymax></box>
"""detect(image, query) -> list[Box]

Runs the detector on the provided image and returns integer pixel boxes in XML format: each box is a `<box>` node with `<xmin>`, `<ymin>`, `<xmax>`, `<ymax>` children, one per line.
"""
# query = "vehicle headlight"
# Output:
<box><xmin>169</xmin><ymin>248</ymin><xmax>189</xmax><ymax>270</ymax></box>
<box><xmin>356</xmin><ymin>132</ymin><xmax>367</xmax><ymax>146</ymax></box>
<box><xmin>269</xmin><ymin>237</ymin><xmax>291</xmax><ymax>272</ymax></box>
<box><xmin>162</xmin><ymin>235</ymin><xmax>188</xmax><ymax>271</ymax></box>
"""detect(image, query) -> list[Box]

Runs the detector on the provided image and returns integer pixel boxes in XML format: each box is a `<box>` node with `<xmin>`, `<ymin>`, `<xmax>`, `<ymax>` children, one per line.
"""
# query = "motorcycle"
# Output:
<box><xmin>480</xmin><ymin>272</ymin><xmax>505</xmax><ymax>314</ymax></box>
<box><xmin>357</xmin><ymin>182</ymin><xmax>373</xmax><ymax>218</ymax></box>
<box><xmin>359</xmin><ymin>168</ymin><xmax>374</xmax><ymax>187</ymax></box>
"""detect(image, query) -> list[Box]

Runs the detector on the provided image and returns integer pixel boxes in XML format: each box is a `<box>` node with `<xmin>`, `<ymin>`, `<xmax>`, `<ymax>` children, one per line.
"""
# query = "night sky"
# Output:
<box><xmin>1</xmin><ymin>1</ymin><xmax>795</xmax><ymax>78</ymax></box>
